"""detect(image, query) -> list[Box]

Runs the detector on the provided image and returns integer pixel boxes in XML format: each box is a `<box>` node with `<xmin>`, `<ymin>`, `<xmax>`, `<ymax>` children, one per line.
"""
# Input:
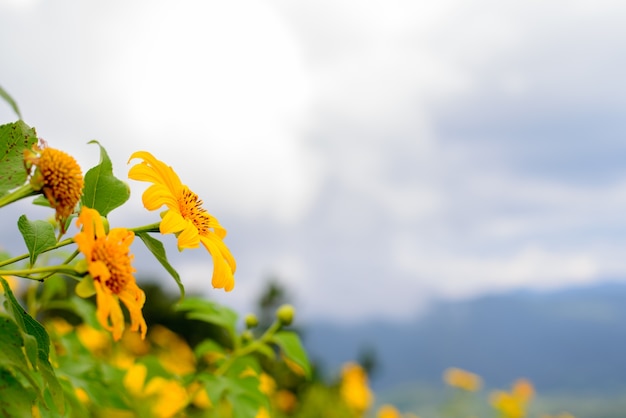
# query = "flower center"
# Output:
<box><xmin>36</xmin><ymin>148</ymin><xmax>84</xmax><ymax>222</ymax></box>
<box><xmin>92</xmin><ymin>238</ymin><xmax>133</xmax><ymax>294</ymax></box>
<box><xmin>179</xmin><ymin>187</ymin><xmax>212</xmax><ymax>235</ymax></box>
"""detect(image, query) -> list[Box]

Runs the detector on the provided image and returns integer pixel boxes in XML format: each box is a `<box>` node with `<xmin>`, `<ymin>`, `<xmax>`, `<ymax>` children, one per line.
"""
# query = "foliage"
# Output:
<box><xmin>0</xmin><ymin>86</ymin><xmax>585</xmax><ymax>418</ymax></box>
<box><xmin>0</xmin><ymin>88</ymin><xmax>312</xmax><ymax>417</ymax></box>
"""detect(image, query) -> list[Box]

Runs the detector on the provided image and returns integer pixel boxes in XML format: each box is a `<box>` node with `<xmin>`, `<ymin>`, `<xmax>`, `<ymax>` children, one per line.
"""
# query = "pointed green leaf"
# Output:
<box><xmin>81</xmin><ymin>140</ymin><xmax>130</xmax><ymax>217</ymax></box>
<box><xmin>0</xmin><ymin>314</ymin><xmax>42</xmax><ymax>398</ymax></box>
<box><xmin>176</xmin><ymin>298</ymin><xmax>238</xmax><ymax>341</ymax></box>
<box><xmin>136</xmin><ymin>232</ymin><xmax>184</xmax><ymax>298</ymax></box>
<box><xmin>0</xmin><ymin>368</ymin><xmax>35</xmax><ymax>417</ymax></box>
<box><xmin>271</xmin><ymin>330</ymin><xmax>311</xmax><ymax>379</ymax></box>
<box><xmin>0</xmin><ymin>85</ymin><xmax>22</xmax><ymax>119</ymax></box>
<box><xmin>32</xmin><ymin>195</ymin><xmax>51</xmax><ymax>207</ymax></box>
<box><xmin>0</xmin><ymin>120</ymin><xmax>38</xmax><ymax>196</ymax></box>
<box><xmin>0</xmin><ymin>277</ymin><xmax>65</xmax><ymax>413</ymax></box>
<box><xmin>17</xmin><ymin>215</ymin><xmax>57</xmax><ymax>266</ymax></box>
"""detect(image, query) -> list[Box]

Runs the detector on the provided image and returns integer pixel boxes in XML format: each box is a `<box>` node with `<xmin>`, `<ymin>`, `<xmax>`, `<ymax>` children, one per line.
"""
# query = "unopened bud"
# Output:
<box><xmin>244</xmin><ymin>313</ymin><xmax>259</xmax><ymax>329</ymax></box>
<box><xmin>276</xmin><ymin>304</ymin><xmax>295</xmax><ymax>326</ymax></box>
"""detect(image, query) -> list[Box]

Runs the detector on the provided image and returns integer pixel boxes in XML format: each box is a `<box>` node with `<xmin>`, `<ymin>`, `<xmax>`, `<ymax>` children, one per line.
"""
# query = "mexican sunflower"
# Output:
<box><xmin>74</xmin><ymin>207</ymin><xmax>147</xmax><ymax>341</ymax></box>
<box><xmin>340</xmin><ymin>362</ymin><xmax>374</xmax><ymax>414</ymax></box>
<box><xmin>24</xmin><ymin>142</ymin><xmax>84</xmax><ymax>231</ymax></box>
<box><xmin>127</xmin><ymin>151</ymin><xmax>236</xmax><ymax>291</ymax></box>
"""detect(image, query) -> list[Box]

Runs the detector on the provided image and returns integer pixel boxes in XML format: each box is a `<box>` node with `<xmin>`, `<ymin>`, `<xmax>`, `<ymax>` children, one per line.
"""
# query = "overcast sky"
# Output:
<box><xmin>1</xmin><ymin>0</ymin><xmax>626</xmax><ymax>323</ymax></box>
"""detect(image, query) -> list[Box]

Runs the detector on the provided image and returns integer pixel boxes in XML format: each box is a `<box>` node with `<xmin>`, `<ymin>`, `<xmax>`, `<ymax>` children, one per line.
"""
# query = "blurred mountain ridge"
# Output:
<box><xmin>302</xmin><ymin>280</ymin><xmax>626</xmax><ymax>393</ymax></box>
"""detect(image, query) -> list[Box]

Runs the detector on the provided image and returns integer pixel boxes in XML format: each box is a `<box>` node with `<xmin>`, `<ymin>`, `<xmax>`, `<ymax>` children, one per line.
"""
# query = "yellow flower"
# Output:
<box><xmin>443</xmin><ymin>367</ymin><xmax>482</xmax><ymax>392</ymax></box>
<box><xmin>512</xmin><ymin>378</ymin><xmax>534</xmax><ymax>403</ymax></box>
<box><xmin>76</xmin><ymin>323</ymin><xmax>111</xmax><ymax>354</ymax></box>
<box><xmin>128</xmin><ymin>151</ymin><xmax>236</xmax><ymax>291</ymax></box>
<box><xmin>274</xmin><ymin>389</ymin><xmax>297</xmax><ymax>413</ymax></box>
<box><xmin>340</xmin><ymin>362</ymin><xmax>374</xmax><ymax>413</ymax></box>
<box><xmin>74</xmin><ymin>387</ymin><xmax>90</xmax><ymax>405</ymax></box>
<box><xmin>490</xmin><ymin>379</ymin><xmax>534</xmax><ymax>418</ymax></box>
<box><xmin>490</xmin><ymin>391</ymin><xmax>525</xmax><ymax>418</ymax></box>
<box><xmin>255</xmin><ymin>407</ymin><xmax>271</xmax><ymax>418</ymax></box>
<box><xmin>149</xmin><ymin>325</ymin><xmax>196</xmax><ymax>375</ymax></box>
<box><xmin>188</xmin><ymin>381</ymin><xmax>212</xmax><ymax>410</ymax></box>
<box><xmin>24</xmin><ymin>143</ymin><xmax>83</xmax><ymax>231</ymax></box>
<box><xmin>377</xmin><ymin>404</ymin><xmax>402</xmax><ymax>418</ymax></box>
<box><xmin>123</xmin><ymin>363</ymin><xmax>189</xmax><ymax>418</ymax></box>
<box><xmin>259</xmin><ymin>372</ymin><xmax>276</xmax><ymax>396</ymax></box>
<box><xmin>74</xmin><ymin>207</ymin><xmax>147</xmax><ymax>341</ymax></box>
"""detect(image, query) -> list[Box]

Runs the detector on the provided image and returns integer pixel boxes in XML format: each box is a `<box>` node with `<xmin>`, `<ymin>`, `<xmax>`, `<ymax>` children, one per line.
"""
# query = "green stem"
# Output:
<box><xmin>0</xmin><ymin>184</ymin><xmax>38</xmax><ymax>209</ymax></box>
<box><xmin>0</xmin><ymin>237</ymin><xmax>74</xmax><ymax>268</ymax></box>
<box><xmin>215</xmin><ymin>321</ymin><xmax>282</xmax><ymax>376</ymax></box>
<box><xmin>1</xmin><ymin>265</ymin><xmax>79</xmax><ymax>281</ymax></box>
<box><xmin>129</xmin><ymin>222</ymin><xmax>161</xmax><ymax>234</ymax></box>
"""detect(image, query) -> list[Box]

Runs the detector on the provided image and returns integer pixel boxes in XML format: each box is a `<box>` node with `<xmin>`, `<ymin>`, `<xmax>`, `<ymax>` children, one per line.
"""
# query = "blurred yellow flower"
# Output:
<box><xmin>76</xmin><ymin>324</ymin><xmax>111</xmax><ymax>354</ymax></box>
<box><xmin>46</xmin><ymin>317</ymin><xmax>73</xmax><ymax>337</ymax></box>
<box><xmin>491</xmin><ymin>390</ymin><xmax>525</xmax><ymax>418</ymax></box>
<box><xmin>259</xmin><ymin>372</ymin><xmax>276</xmax><ymax>396</ymax></box>
<box><xmin>377</xmin><ymin>404</ymin><xmax>402</xmax><ymax>418</ymax></box>
<box><xmin>490</xmin><ymin>378</ymin><xmax>534</xmax><ymax>418</ymax></box>
<box><xmin>512</xmin><ymin>378</ymin><xmax>534</xmax><ymax>403</ymax></box>
<box><xmin>340</xmin><ymin>362</ymin><xmax>374</xmax><ymax>414</ymax></box>
<box><xmin>128</xmin><ymin>151</ymin><xmax>236</xmax><ymax>291</ymax></box>
<box><xmin>255</xmin><ymin>407</ymin><xmax>271</xmax><ymax>418</ymax></box>
<box><xmin>149</xmin><ymin>325</ymin><xmax>195</xmax><ymax>375</ymax></box>
<box><xmin>74</xmin><ymin>387</ymin><xmax>90</xmax><ymax>405</ymax></box>
<box><xmin>24</xmin><ymin>143</ymin><xmax>83</xmax><ymax>231</ymax></box>
<box><xmin>188</xmin><ymin>381</ymin><xmax>212</xmax><ymax>410</ymax></box>
<box><xmin>274</xmin><ymin>389</ymin><xmax>297</xmax><ymax>413</ymax></box>
<box><xmin>123</xmin><ymin>363</ymin><xmax>189</xmax><ymax>418</ymax></box>
<box><xmin>443</xmin><ymin>367</ymin><xmax>482</xmax><ymax>392</ymax></box>
<box><xmin>74</xmin><ymin>207</ymin><xmax>147</xmax><ymax>341</ymax></box>
<box><xmin>0</xmin><ymin>276</ymin><xmax>19</xmax><ymax>295</ymax></box>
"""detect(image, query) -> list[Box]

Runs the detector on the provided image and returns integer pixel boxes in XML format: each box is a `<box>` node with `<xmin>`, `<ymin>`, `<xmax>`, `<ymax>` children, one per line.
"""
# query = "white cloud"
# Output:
<box><xmin>2</xmin><ymin>1</ymin><xmax>626</xmax><ymax>323</ymax></box>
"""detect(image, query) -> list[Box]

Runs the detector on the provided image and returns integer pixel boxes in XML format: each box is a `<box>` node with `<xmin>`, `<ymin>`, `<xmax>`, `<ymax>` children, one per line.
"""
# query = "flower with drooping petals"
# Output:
<box><xmin>24</xmin><ymin>142</ymin><xmax>83</xmax><ymax>231</ymax></box>
<box><xmin>74</xmin><ymin>207</ymin><xmax>146</xmax><ymax>341</ymax></box>
<box><xmin>127</xmin><ymin>151</ymin><xmax>236</xmax><ymax>291</ymax></box>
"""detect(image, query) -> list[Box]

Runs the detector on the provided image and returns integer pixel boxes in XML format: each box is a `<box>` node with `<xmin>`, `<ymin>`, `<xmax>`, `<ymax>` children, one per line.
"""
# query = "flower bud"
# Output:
<box><xmin>244</xmin><ymin>313</ymin><xmax>259</xmax><ymax>329</ymax></box>
<box><xmin>276</xmin><ymin>304</ymin><xmax>295</xmax><ymax>326</ymax></box>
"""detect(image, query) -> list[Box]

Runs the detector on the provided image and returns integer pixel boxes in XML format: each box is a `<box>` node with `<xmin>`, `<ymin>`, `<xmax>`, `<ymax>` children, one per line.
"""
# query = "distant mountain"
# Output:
<box><xmin>301</xmin><ymin>282</ymin><xmax>626</xmax><ymax>394</ymax></box>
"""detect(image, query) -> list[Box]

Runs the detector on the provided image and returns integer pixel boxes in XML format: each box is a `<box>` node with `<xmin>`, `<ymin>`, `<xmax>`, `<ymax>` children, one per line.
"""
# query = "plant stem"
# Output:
<box><xmin>129</xmin><ymin>222</ymin><xmax>161</xmax><ymax>234</ymax></box>
<box><xmin>1</xmin><ymin>265</ymin><xmax>79</xmax><ymax>281</ymax></box>
<box><xmin>0</xmin><ymin>237</ymin><xmax>74</xmax><ymax>268</ymax></box>
<box><xmin>215</xmin><ymin>321</ymin><xmax>282</xmax><ymax>376</ymax></box>
<box><xmin>0</xmin><ymin>184</ymin><xmax>38</xmax><ymax>209</ymax></box>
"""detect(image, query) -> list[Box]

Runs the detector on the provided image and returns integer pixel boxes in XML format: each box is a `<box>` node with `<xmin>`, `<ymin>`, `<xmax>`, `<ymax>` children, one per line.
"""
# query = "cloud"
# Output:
<box><xmin>2</xmin><ymin>1</ymin><xmax>626</xmax><ymax>323</ymax></box>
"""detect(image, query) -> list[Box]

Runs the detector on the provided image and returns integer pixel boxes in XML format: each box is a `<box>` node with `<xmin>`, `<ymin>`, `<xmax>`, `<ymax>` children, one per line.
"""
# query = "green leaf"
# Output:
<box><xmin>0</xmin><ymin>368</ymin><xmax>35</xmax><ymax>417</ymax></box>
<box><xmin>81</xmin><ymin>140</ymin><xmax>130</xmax><ymax>217</ymax></box>
<box><xmin>0</xmin><ymin>85</ymin><xmax>22</xmax><ymax>119</ymax></box>
<box><xmin>0</xmin><ymin>277</ymin><xmax>65</xmax><ymax>413</ymax></box>
<box><xmin>176</xmin><ymin>298</ymin><xmax>238</xmax><ymax>341</ymax></box>
<box><xmin>0</xmin><ymin>314</ymin><xmax>42</xmax><ymax>398</ymax></box>
<box><xmin>0</xmin><ymin>120</ymin><xmax>38</xmax><ymax>196</ymax></box>
<box><xmin>194</xmin><ymin>339</ymin><xmax>226</xmax><ymax>359</ymax></box>
<box><xmin>271</xmin><ymin>331</ymin><xmax>312</xmax><ymax>379</ymax></box>
<box><xmin>32</xmin><ymin>195</ymin><xmax>51</xmax><ymax>207</ymax></box>
<box><xmin>136</xmin><ymin>232</ymin><xmax>184</xmax><ymax>299</ymax></box>
<box><xmin>253</xmin><ymin>342</ymin><xmax>276</xmax><ymax>360</ymax></box>
<box><xmin>197</xmin><ymin>371</ymin><xmax>270</xmax><ymax>417</ymax></box>
<box><xmin>17</xmin><ymin>215</ymin><xmax>57</xmax><ymax>266</ymax></box>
